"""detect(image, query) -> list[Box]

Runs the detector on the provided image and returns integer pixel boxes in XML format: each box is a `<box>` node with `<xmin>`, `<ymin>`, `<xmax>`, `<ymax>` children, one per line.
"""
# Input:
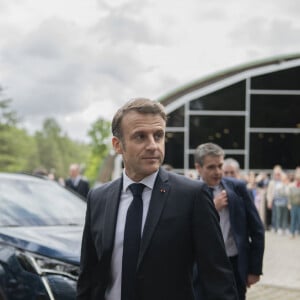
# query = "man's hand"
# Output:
<box><xmin>213</xmin><ymin>190</ymin><xmax>228</xmax><ymax>211</ymax></box>
<box><xmin>247</xmin><ymin>274</ymin><xmax>260</xmax><ymax>288</ymax></box>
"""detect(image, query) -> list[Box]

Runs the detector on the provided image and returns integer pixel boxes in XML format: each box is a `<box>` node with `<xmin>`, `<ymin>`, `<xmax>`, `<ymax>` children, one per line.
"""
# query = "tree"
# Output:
<box><xmin>0</xmin><ymin>91</ymin><xmax>38</xmax><ymax>172</ymax></box>
<box><xmin>0</xmin><ymin>99</ymin><xmax>19</xmax><ymax>127</ymax></box>
<box><xmin>85</xmin><ymin>118</ymin><xmax>111</xmax><ymax>185</ymax></box>
<box><xmin>35</xmin><ymin>118</ymin><xmax>89</xmax><ymax>178</ymax></box>
<box><xmin>0</xmin><ymin>88</ymin><xmax>90</xmax><ymax>176</ymax></box>
<box><xmin>35</xmin><ymin>119</ymin><xmax>63</xmax><ymax>175</ymax></box>
<box><xmin>0</xmin><ymin>126</ymin><xmax>39</xmax><ymax>172</ymax></box>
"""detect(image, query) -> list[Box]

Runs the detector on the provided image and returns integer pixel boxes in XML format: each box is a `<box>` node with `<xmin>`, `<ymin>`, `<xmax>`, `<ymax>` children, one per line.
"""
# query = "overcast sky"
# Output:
<box><xmin>0</xmin><ymin>0</ymin><xmax>299</xmax><ymax>142</ymax></box>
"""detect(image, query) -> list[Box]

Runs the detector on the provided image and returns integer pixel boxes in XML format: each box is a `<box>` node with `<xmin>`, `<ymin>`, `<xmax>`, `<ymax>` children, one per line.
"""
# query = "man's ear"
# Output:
<box><xmin>112</xmin><ymin>136</ymin><xmax>123</xmax><ymax>154</ymax></box>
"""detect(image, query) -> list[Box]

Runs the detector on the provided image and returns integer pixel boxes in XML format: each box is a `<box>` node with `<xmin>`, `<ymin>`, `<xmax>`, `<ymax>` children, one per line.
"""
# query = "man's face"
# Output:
<box><xmin>223</xmin><ymin>165</ymin><xmax>239</xmax><ymax>178</ymax></box>
<box><xmin>112</xmin><ymin>111</ymin><xmax>165</xmax><ymax>182</ymax></box>
<box><xmin>273</xmin><ymin>170</ymin><xmax>282</xmax><ymax>181</ymax></box>
<box><xmin>70</xmin><ymin>166</ymin><xmax>79</xmax><ymax>178</ymax></box>
<box><xmin>195</xmin><ymin>155</ymin><xmax>224</xmax><ymax>187</ymax></box>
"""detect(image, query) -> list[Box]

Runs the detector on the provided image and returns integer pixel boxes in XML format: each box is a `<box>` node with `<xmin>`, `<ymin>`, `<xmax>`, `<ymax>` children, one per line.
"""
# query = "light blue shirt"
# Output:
<box><xmin>211</xmin><ymin>184</ymin><xmax>238</xmax><ymax>257</ymax></box>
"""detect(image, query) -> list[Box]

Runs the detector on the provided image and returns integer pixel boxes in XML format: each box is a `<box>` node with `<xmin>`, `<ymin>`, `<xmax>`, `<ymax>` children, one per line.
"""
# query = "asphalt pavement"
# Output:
<box><xmin>247</xmin><ymin>230</ymin><xmax>300</xmax><ymax>299</ymax></box>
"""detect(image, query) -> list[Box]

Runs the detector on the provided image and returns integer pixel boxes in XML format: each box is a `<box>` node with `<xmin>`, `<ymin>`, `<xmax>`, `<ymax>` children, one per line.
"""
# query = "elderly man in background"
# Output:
<box><xmin>65</xmin><ymin>163</ymin><xmax>90</xmax><ymax>200</ymax></box>
<box><xmin>222</xmin><ymin>158</ymin><xmax>242</xmax><ymax>179</ymax></box>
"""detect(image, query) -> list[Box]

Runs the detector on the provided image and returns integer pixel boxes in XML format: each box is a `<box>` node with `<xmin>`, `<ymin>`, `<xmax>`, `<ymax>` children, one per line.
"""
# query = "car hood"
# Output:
<box><xmin>0</xmin><ymin>225</ymin><xmax>83</xmax><ymax>264</ymax></box>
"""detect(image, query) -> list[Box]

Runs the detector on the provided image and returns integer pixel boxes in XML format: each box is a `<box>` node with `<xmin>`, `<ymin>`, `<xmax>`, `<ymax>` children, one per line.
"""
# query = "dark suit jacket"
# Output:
<box><xmin>65</xmin><ymin>177</ymin><xmax>90</xmax><ymax>199</ymax></box>
<box><xmin>77</xmin><ymin>168</ymin><xmax>238</xmax><ymax>300</ymax></box>
<box><xmin>221</xmin><ymin>177</ymin><xmax>265</xmax><ymax>283</ymax></box>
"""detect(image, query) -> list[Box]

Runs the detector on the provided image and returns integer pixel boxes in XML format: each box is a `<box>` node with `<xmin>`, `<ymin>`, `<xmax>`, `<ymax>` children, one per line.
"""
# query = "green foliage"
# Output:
<box><xmin>84</xmin><ymin>155</ymin><xmax>102</xmax><ymax>184</ymax></box>
<box><xmin>0</xmin><ymin>127</ymin><xmax>39</xmax><ymax>172</ymax></box>
<box><xmin>34</xmin><ymin>118</ymin><xmax>90</xmax><ymax>178</ymax></box>
<box><xmin>0</xmin><ymin>92</ymin><xmax>36</xmax><ymax>172</ymax></box>
<box><xmin>0</xmin><ymin>98</ymin><xmax>19</xmax><ymax>127</ymax></box>
<box><xmin>88</xmin><ymin>118</ymin><xmax>111</xmax><ymax>155</ymax></box>
<box><xmin>85</xmin><ymin>118</ymin><xmax>111</xmax><ymax>185</ymax></box>
<box><xmin>0</xmin><ymin>91</ymin><xmax>107</xmax><ymax>182</ymax></box>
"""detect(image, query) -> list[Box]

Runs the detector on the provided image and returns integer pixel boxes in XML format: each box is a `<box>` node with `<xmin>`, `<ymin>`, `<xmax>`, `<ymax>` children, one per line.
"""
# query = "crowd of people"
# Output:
<box><xmin>33</xmin><ymin>142</ymin><xmax>300</xmax><ymax>244</ymax></box>
<box><xmin>219</xmin><ymin>162</ymin><xmax>300</xmax><ymax>239</ymax></box>
<box><xmin>265</xmin><ymin>165</ymin><xmax>300</xmax><ymax>238</ymax></box>
<box><xmin>185</xmin><ymin>156</ymin><xmax>300</xmax><ymax>239</ymax></box>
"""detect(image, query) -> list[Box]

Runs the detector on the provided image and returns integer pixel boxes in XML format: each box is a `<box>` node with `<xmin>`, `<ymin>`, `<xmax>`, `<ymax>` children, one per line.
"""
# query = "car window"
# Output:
<box><xmin>0</xmin><ymin>177</ymin><xmax>87</xmax><ymax>226</ymax></box>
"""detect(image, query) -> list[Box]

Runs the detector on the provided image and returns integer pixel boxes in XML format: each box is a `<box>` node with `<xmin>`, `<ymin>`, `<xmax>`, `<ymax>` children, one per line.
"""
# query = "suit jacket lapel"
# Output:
<box><xmin>221</xmin><ymin>178</ymin><xmax>235</xmax><ymax>216</ymax></box>
<box><xmin>102</xmin><ymin>178</ymin><xmax>123</xmax><ymax>254</ymax></box>
<box><xmin>137</xmin><ymin>168</ymin><xmax>169</xmax><ymax>268</ymax></box>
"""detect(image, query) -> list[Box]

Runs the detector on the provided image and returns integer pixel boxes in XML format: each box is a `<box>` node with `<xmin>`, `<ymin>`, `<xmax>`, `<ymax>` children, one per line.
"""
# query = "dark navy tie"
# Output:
<box><xmin>121</xmin><ymin>183</ymin><xmax>145</xmax><ymax>300</ymax></box>
<box><xmin>209</xmin><ymin>187</ymin><xmax>215</xmax><ymax>199</ymax></box>
<box><xmin>208</xmin><ymin>187</ymin><xmax>215</xmax><ymax>200</ymax></box>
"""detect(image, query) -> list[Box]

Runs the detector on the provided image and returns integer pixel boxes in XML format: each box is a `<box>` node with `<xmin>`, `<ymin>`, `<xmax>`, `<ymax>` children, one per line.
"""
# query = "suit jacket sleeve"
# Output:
<box><xmin>76</xmin><ymin>188</ymin><xmax>107</xmax><ymax>300</ymax></box>
<box><xmin>235</xmin><ymin>181</ymin><xmax>265</xmax><ymax>275</ymax></box>
<box><xmin>78</xmin><ymin>179</ymin><xmax>90</xmax><ymax>198</ymax></box>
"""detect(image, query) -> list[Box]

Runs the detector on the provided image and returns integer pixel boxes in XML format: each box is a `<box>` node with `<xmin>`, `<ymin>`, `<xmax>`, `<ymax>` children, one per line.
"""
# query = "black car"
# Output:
<box><xmin>0</xmin><ymin>172</ymin><xmax>87</xmax><ymax>300</ymax></box>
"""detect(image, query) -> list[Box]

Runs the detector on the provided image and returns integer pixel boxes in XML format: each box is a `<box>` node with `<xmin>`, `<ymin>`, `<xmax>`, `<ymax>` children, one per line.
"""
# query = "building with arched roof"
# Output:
<box><xmin>159</xmin><ymin>53</ymin><xmax>300</xmax><ymax>175</ymax></box>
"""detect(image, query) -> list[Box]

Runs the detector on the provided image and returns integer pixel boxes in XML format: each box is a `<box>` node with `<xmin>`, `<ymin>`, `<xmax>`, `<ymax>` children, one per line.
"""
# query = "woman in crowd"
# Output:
<box><xmin>289</xmin><ymin>167</ymin><xmax>300</xmax><ymax>238</ymax></box>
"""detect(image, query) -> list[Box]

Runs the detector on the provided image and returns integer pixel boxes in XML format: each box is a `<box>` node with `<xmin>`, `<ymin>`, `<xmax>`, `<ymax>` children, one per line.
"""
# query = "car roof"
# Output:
<box><xmin>0</xmin><ymin>172</ymin><xmax>48</xmax><ymax>182</ymax></box>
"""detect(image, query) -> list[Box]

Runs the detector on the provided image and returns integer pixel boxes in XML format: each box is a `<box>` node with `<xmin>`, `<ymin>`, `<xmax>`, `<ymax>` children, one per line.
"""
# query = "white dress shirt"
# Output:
<box><xmin>105</xmin><ymin>170</ymin><xmax>158</xmax><ymax>300</ymax></box>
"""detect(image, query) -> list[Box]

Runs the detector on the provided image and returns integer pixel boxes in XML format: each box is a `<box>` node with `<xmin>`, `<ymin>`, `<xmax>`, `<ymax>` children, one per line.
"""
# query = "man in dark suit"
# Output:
<box><xmin>65</xmin><ymin>163</ymin><xmax>90</xmax><ymax>200</ymax></box>
<box><xmin>77</xmin><ymin>98</ymin><xmax>238</xmax><ymax>300</ymax></box>
<box><xmin>194</xmin><ymin>143</ymin><xmax>265</xmax><ymax>300</ymax></box>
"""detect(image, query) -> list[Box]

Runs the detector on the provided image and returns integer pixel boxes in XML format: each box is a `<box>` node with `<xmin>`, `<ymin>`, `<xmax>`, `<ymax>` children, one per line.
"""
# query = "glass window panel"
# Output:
<box><xmin>250</xmin><ymin>133</ymin><xmax>300</xmax><ymax>169</ymax></box>
<box><xmin>250</xmin><ymin>95</ymin><xmax>300</xmax><ymax>128</ymax></box>
<box><xmin>167</xmin><ymin>105</ymin><xmax>185</xmax><ymax>127</ymax></box>
<box><xmin>189</xmin><ymin>116</ymin><xmax>245</xmax><ymax>149</ymax></box>
<box><xmin>251</xmin><ymin>66</ymin><xmax>300</xmax><ymax>90</ymax></box>
<box><xmin>189</xmin><ymin>81</ymin><xmax>245</xmax><ymax>111</ymax></box>
<box><xmin>164</xmin><ymin>132</ymin><xmax>184</xmax><ymax>168</ymax></box>
<box><xmin>189</xmin><ymin>154</ymin><xmax>196</xmax><ymax>170</ymax></box>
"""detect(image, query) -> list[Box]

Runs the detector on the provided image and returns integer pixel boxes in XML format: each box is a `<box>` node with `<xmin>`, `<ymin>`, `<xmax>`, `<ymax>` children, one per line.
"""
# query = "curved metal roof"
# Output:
<box><xmin>158</xmin><ymin>53</ymin><xmax>300</xmax><ymax>109</ymax></box>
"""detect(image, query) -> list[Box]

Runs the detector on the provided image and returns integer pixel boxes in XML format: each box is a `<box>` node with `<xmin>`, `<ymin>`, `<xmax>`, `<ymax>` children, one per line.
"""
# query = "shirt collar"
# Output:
<box><xmin>72</xmin><ymin>175</ymin><xmax>81</xmax><ymax>185</ymax></box>
<box><xmin>122</xmin><ymin>169</ymin><xmax>159</xmax><ymax>192</ymax></box>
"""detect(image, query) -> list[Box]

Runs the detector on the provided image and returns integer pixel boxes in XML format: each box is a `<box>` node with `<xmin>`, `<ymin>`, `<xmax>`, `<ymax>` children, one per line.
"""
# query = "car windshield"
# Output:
<box><xmin>0</xmin><ymin>176</ymin><xmax>87</xmax><ymax>227</ymax></box>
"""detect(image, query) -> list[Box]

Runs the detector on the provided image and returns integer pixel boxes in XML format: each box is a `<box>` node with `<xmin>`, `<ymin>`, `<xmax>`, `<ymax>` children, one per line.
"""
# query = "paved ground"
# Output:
<box><xmin>247</xmin><ymin>231</ymin><xmax>300</xmax><ymax>299</ymax></box>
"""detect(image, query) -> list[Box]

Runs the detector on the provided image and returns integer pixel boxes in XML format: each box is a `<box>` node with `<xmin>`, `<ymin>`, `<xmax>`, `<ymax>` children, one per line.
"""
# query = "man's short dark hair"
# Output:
<box><xmin>194</xmin><ymin>143</ymin><xmax>225</xmax><ymax>167</ymax></box>
<box><xmin>112</xmin><ymin>98</ymin><xmax>167</xmax><ymax>140</ymax></box>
